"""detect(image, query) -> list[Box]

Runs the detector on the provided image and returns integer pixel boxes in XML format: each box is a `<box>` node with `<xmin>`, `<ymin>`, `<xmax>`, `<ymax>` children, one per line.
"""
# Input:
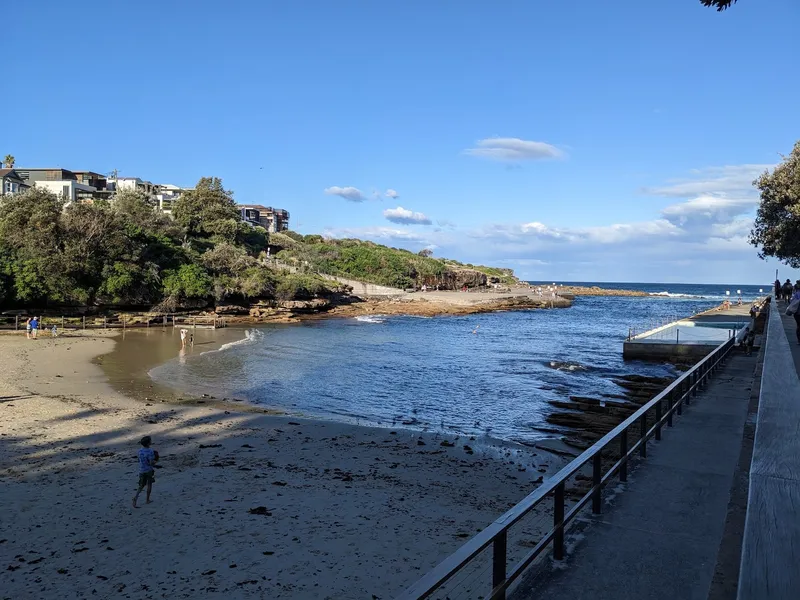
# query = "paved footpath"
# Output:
<box><xmin>513</xmin><ymin>351</ymin><xmax>759</xmax><ymax>600</ymax></box>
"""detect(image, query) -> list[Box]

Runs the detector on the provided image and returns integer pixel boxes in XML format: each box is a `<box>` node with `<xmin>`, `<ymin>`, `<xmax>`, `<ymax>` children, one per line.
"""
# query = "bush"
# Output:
<box><xmin>275</xmin><ymin>274</ymin><xmax>330</xmax><ymax>300</ymax></box>
<box><xmin>162</xmin><ymin>264</ymin><xmax>213</xmax><ymax>299</ymax></box>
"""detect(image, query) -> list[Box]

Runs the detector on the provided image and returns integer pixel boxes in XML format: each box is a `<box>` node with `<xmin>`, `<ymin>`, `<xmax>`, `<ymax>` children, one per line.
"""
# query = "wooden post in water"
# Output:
<box><xmin>82</xmin><ymin>316</ymin><xmax>86</xmax><ymax>330</ymax></box>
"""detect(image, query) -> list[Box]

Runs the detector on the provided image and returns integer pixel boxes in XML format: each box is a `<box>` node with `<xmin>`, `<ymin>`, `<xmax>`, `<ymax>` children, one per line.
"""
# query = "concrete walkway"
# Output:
<box><xmin>513</xmin><ymin>351</ymin><xmax>759</xmax><ymax>600</ymax></box>
<box><xmin>777</xmin><ymin>299</ymin><xmax>800</xmax><ymax>373</ymax></box>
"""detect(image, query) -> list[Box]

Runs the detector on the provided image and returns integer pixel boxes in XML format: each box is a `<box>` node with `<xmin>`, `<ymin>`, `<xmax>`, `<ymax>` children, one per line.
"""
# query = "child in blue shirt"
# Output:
<box><xmin>133</xmin><ymin>436</ymin><xmax>158</xmax><ymax>508</ymax></box>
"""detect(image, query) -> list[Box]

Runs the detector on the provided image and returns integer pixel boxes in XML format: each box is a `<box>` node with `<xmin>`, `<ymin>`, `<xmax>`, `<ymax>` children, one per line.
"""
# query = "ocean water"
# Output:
<box><xmin>149</xmin><ymin>283</ymin><xmax>764</xmax><ymax>444</ymax></box>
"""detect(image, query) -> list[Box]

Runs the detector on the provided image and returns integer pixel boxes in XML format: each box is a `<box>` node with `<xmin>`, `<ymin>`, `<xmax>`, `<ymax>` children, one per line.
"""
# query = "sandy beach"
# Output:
<box><xmin>0</xmin><ymin>331</ymin><xmax>566</xmax><ymax>600</ymax></box>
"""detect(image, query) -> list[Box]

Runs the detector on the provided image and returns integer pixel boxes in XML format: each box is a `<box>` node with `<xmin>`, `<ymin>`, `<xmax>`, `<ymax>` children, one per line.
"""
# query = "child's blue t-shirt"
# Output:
<box><xmin>138</xmin><ymin>448</ymin><xmax>155</xmax><ymax>473</ymax></box>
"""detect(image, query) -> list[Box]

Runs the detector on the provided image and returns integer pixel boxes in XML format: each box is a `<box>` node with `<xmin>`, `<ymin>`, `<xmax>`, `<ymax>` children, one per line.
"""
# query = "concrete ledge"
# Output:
<box><xmin>737</xmin><ymin>300</ymin><xmax>800</xmax><ymax>599</ymax></box>
<box><xmin>622</xmin><ymin>341</ymin><xmax>719</xmax><ymax>360</ymax></box>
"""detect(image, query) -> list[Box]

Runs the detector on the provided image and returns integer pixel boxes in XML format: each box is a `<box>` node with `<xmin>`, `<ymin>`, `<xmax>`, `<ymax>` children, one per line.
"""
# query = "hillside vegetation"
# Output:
<box><xmin>271</xmin><ymin>233</ymin><xmax>519</xmax><ymax>289</ymax></box>
<box><xmin>0</xmin><ymin>179</ymin><xmax>517</xmax><ymax>311</ymax></box>
<box><xmin>0</xmin><ymin>179</ymin><xmax>341</xmax><ymax>311</ymax></box>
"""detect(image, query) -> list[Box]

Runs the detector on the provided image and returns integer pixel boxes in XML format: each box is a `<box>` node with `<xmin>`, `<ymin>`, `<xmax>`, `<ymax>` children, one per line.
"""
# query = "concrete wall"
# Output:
<box><xmin>622</xmin><ymin>341</ymin><xmax>720</xmax><ymax>361</ymax></box>
<box><xmin>319</xmin><ymin>274</ymin><xmax>405</xmax><ymax>298</ymax></box>
<box><xmin>35</xmin><ymin>180</ymin><xmax>97</xmax><ymax>202</ymax></box>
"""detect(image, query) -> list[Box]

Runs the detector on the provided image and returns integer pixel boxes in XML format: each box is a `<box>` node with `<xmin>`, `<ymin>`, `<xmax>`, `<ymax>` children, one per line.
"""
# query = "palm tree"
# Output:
<box><xmin>3</xmin><ymin>154</ymin><xmax>14</xmax><ymax>169</ymax></box>
<box><xmin>700</xmin><ymin>0</ymin><xmax>737</xmax><ymax>10</ymax></box>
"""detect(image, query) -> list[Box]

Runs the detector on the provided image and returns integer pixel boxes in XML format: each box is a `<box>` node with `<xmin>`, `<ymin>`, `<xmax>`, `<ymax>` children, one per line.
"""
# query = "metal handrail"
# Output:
<box><xmin>398</xmin><ymin>335</ymin><xmax>736</xmax><ymax>600</ymax></box>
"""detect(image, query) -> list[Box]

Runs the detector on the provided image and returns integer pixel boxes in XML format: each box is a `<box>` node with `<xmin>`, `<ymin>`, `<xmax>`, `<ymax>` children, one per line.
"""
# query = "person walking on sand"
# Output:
<box><xmin>25</xmin><ymin>317</ymin><xmax>31</xmax><ymax>339</ymax></box>
<box><xmin>133</xmin><ymin>436</ymin><xmax>158</xmax><ymax>508</ymax></box>
<box><xmin>30</xmin><ymin>316</ymin><xmax>39</xmax><ymax>339</ymax></box>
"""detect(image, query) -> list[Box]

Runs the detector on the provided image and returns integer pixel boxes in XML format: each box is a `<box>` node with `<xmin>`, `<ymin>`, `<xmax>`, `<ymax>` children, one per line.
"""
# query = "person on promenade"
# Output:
<box><xmin>783</xmin><ymin>279</ymin><xmax>793</xmax><ymax>302</ymax></box>
<box><xmin>744</xmin><ymin>329</ymin><xmax>756</xmax><ymax>356</ymax></box>
<box><xmin>30</xmin><ymin>316</ymin><xmax>39</xmax><ymax>339</ymax></box>
<box><xmin>25</xmin><ymin>317</ymin><xmax>31</xmax><ymax>339</ymax></box>
<box><xmin>133</xmin><ymin>436</ymin><xmax>158</xmax><ymax>508</ymax></box>
<box><xmin>775</xmin><ymin>278</ymin><xmax>782</xmax><ymax>300</ymax></box>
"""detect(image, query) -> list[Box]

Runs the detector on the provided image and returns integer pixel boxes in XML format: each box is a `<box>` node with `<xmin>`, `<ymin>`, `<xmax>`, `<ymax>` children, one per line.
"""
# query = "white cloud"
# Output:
<box><xmin>385</xmin><ymin>189</ymin><xmax>399</xmax><ymax>199</ymax></box>
<box><xmin>318</xmin><ymin>162</ymin><xmax>793</xmax><ymax>283</ymax></box>
<box><xmin>661</xmin><ymin>195</ymin><xmax>757</xmax><ymax>228</ymax></box>
<box><xmin>463</xmin><ymin>137</ymin><xmax>565</xmax><ymax>161</ymax></box>
<box><xmin>323</xmin><ymin>226</ymin><xmax>435</xmax><ymax>246</ymax></box>
<box><xmin>383</xmin><ymin>206</ymin><xmax>432</xmax><ymax>225</ymax></box>
<box><xmin>642</xmin><ymin>164</ymin><xmax>772</xmax><ymax>198</ymax></box>
<box><xmin>324</xmin><ymin>186</ymin><xmax>365</xmax><ymax>202</ymax></box>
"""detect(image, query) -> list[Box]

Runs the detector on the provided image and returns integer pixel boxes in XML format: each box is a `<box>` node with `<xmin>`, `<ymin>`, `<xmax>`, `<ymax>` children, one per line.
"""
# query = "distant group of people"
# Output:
<box><xmin>775</xmin><ymin>278</ymin><xmax>800</xmax><ymax>302</ymax></box>
<box><xmin>775</xmin><ymin>278</ymin><xmax>800</xmax><ymax>345</ymax></box>
<box><xmin>23</xmin><ymin>316</ymin><xmax>56</xmax><ymax>339</ymax></box>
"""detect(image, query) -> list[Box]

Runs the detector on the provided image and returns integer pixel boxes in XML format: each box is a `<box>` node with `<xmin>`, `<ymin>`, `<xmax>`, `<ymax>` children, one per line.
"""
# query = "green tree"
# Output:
<box><xmin>172</xmin><ymin>177</ymin><xmax>240</xmax><ymax>239</ymax></box>
<box><xmin>750</xmin><ymin>141</ymin><xmax>800</xmax><ymax>267</ymax></box>
<box><xmin>700</xmin><ymin>0</ymin><xmax>736</xmax><ymax>10</ymax></box>
<box><xmin>3</xmin><ymin>154</ymin><xmax>14</xmax><ymax>168</ymax></box>
<box><xmin>162</xmin><ymin>264</ymin><xmax>213</xmax><ymax>300</ymax></box>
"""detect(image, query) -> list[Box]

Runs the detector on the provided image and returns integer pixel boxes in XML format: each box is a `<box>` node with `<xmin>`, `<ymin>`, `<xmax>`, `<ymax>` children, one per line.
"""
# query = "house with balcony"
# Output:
<box><xmin>153</xmin><ymin>183</ymin><xmax>188</xmax><ymax>214</ymax></box>
<box><xmin>0</xmin><ymin>169</ymin><xmax>30</xmax><ymax>196</ymax></box>
<box><xmin>107</xmin><ymin>176</ymin><xmax>161</xmax><ymax>196</ymax></box>
<box><xmin>238</xmin><ymin>204</ymin><xmax>290</xmax><ymax>232</ymax></box>
<box><xmin>15</xmin><ymin>168</ymin><xmax>100</xmax><ymax>203</ymax></box>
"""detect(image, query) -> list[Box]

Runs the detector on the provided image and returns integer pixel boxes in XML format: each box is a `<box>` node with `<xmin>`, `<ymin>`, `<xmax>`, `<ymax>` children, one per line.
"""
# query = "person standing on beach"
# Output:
<box><xmin>25</xmin><ymin>317</ymin><xmax>31</xmax><ymax>339</ymax></box>
<box><xmin>133</xmin><ymin>436</ymin><xmax>158</xmax><ymax>508</ymax></box>
<box><xmin>30</xmin><ymin>316</ymin><xmax>39</xmax><ymax>339</ymax></box>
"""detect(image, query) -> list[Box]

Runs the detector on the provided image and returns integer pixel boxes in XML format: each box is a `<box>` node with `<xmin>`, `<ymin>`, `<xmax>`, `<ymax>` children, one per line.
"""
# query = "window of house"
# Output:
<box><xmin>63</xmin><ymin>185</ymin><xmax>70</xmax><ymax>198</ymax></box>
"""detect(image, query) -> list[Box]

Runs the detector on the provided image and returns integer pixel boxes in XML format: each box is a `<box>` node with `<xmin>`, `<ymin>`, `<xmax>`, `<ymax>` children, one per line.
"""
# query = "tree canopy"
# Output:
<box><xmin>700</xmin><ymin>0</ymin><xmax>737</xmax><ymax>10</ymax></box>
<box><xmin>750</xmin><ymin>141</ymin><xmax>800</xmax><ymax>268</ymax></box>
<box><xmin>0</xmin><ymin>177</ymin><xmax>334</xmax><ymax>310</ymax></box>
<box><xmin>2</xmin><ymin>154</ymin><xmax>14</xmax><ymax>168</ymax></box>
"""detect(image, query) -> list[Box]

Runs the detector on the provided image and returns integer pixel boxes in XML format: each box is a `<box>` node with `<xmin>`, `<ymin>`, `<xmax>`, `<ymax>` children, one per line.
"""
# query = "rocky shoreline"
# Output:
<box><xmin>217</xmin><ymin>292</ymin><xmax>574</xmax><ymax>324</ymax></box>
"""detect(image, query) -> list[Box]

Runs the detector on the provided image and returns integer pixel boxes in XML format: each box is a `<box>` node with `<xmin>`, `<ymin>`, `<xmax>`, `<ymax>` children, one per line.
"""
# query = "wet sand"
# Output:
<box><xmin>0</xmin><ymin>330</ymin><xmax>566</xmax><ymax>599</ymax></box>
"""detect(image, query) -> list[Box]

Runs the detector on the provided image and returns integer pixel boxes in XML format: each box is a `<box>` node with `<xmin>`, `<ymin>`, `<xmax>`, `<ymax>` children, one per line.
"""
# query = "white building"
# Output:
<box><xmin>108</xmin><ymin>177</ymin><xmax>161</xmax><ymax>196</ymax></box>
<box><xmin>34</xmin><ymin>179</ymin><xmax>97</xmax><ymax>203</ymax></box>
<box><xmin>153</xmin><ymin>183</ymin><xmax>190</xmax><ymax>213</ymax></box>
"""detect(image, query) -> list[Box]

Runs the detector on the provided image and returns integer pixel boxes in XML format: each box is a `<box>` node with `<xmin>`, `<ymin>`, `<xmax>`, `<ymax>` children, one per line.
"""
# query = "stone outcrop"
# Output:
<box><xmin>420</xmin><ymin>268</ymin><xmax>488</xmax><ymax>290</ymax></box>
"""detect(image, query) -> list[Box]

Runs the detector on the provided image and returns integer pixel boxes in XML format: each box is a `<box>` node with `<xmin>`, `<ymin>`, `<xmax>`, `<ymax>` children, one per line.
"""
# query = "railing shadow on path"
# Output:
<box><xmin>397</xmin><ymin>333</ymin><xmax>738</xmax><ymax>600</ymax></box>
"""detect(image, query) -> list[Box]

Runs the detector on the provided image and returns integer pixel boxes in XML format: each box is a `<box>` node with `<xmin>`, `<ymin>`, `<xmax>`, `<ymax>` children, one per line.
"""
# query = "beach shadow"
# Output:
<box><xmin>0</xmin><ymin>394</ymin><xmax>34</xmax><ymax>403</ymax></box>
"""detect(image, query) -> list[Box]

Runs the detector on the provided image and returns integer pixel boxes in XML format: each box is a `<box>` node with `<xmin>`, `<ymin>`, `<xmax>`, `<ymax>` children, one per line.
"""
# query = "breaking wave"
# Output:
<box><xmin>203</xmin><ymin>328</ymin><xmax>265</xmax><ymax>355</ymax></box>
<box><xmin>354</xmin><ymin>315</ymin><xmax>387</xmax><ymax>324</ymax></box>
<box><xmin>650</xmin><ymin>291</ymin><xmax>704</xmax><ymax>299</ymax></box>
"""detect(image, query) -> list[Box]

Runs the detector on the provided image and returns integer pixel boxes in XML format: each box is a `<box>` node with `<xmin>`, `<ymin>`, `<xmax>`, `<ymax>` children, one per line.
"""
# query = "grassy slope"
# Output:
<box><xmin>270</xmin><ymin>233</ymin><xmax>519</xmax><ymax>289</ymax></box>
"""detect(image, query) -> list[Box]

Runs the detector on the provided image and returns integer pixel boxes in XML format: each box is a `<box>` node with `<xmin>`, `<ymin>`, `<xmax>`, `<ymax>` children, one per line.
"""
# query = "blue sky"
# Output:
<box><xmin>5</xmin><ymin>0</ymin><xmax>799</xmax><ymax>284</ymax></box>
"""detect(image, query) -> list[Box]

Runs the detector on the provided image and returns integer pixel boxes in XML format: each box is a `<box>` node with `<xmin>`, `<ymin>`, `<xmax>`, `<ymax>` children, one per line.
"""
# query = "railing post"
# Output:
<box><xmin>15</xmin><ymin>315</ymin><xmax>19</xmax><ymax>331</ymax></box>
<box><xmin>554</xmin><ymin>482</ymin><xmax>565</xmax><ymax>560</ymax></box>
<box><xmin>667</xmin><ymin>389</ymin><xmax>674</xmax><ymax>426</ymax></box>
<box><xmin>686</xmin><ymin>372</ymin><xmax>692</xmax><ymax>405</ymax></box>
<box><xmin>82</xmin><ymin>315</ymin><xmax>86</xmax><ymax>330</ymax></box>
<box><xmin>620</xmin><ymin>430</ymin><xmax>628</xmax><ymax>482</ymax></box>
<box><xmin>655</xmin><ymin>400</ymin><xmax>662</xmax><ymax>440</ymax></box>
<box><xmin>492</xmin><ymin>530</ymin><xmax>508</xmax><ymax>597</ymax></box>
<box><xmin>592</xmin><ymin>453</ymin><xmax>602</xmax><ymax>514</ymax></box>
<box><xmin>677</xmin><ymin>380</ymin><xmax>683</xmax><ymax>415</ymax></box>
<box><xmin>639</xmin><ymin>414</ymin><xmax>647</xmax><ymax>458</ymax></box>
